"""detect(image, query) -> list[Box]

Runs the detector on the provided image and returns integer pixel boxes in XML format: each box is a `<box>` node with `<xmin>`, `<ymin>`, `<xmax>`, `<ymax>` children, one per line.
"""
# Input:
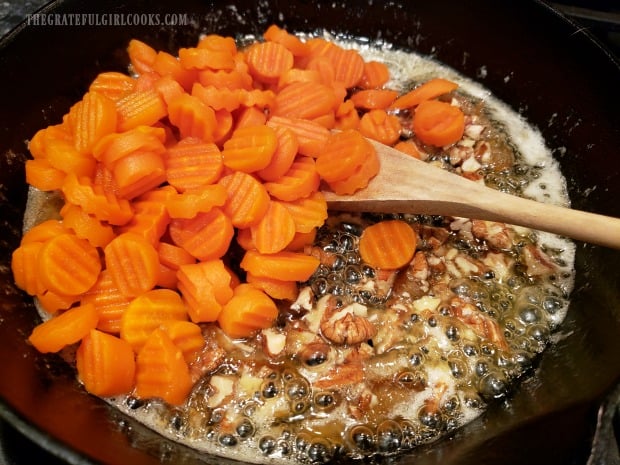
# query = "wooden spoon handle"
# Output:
<box><xmin>324</xmin><ymin>140</ymin><xmax>620</xmax><ymax>249</ymax></box>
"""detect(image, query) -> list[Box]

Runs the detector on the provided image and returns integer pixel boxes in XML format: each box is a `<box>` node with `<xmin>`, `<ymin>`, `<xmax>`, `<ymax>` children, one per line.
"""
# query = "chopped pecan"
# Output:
<box><xmin>321</xmin><ymin>312</ymin><xmax>377</xmax><ymax>345</ymax></box>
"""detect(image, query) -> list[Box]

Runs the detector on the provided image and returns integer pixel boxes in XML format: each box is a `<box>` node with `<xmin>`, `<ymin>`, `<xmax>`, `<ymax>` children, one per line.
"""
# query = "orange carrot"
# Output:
<box><xmin>120</xmin><ymin>288</ymin><xmax>188</xmax><ymax>352</ymax></box>
<box><xmin>113</xmin><ymin>150</ymin><xmax>167</xmax><ymax>200</ymax></box>
<box><xmin>197</xmin><ymin>34</ymin><xmax>237</xmax><ymax>54</ymax></box>
<box><xmin>327</xmin><ymin>144</ymin><xmax>380</xmax><ymax>195</ymax></box>
<box><xmin>350</xmin><ymin>89</ymin><xmax>399</xmax><ymax>110</ymax></box>
<box><xmin>36</xmin><ymin>290</ymin><xmax>80</xmax><ymax>315</ymax></box>
<box><xmin>334</xmin><ymin>99</ymin><xmax>360</xmax><ymax>131</ymax></box>
<box><xmin>233</xmin><ymin>106</ymin><xmax>267</xmax><ymax>129</ymax></box>
<box><xmin>212</xmin><ymin>108</ymin><xmax>234</xmax><ymax>144</ymax></box>
<box><xmin>167</xmin><ymin>93</ymin><xmax>217</xmax><ymax>142</ymax></box>
<box><xmin>37</xmin><ymin>233</ymin><xmax>102</xmax><ymax>296</ymax></box>
<box><xmin>117</xmin><ymin>200</ymin><xmax>170</xmax><ymax>245</ymax></box>
<box><xmin>168</xmin><ymin>208</ymin><xmax>234</xmax><ymax>261</ymax></box>
<box><xmin>221</xmin><ymin>125</ymin><xmax>277</xmax><ymax>173</ymax></box>
<box><xmin>178</xmin><ymin>47</ymin><xmax>235</xmax><ymax>71</ymax></box>
<box><xmin>192</xmin><ymin>83</ymin><xmax>241</xmax><ymax>112</ymax></box>
<box><xmin>273</xmin><ymin>81</ymin><xmax>338</xmax><ymax>120</ymax></box>
<box><xmin>28</xmin><ymin>303</ymin><xmax>99</xmax><ymax>353</ymax></box>
<box><xmin>412</xmin><ymin>99</ymin><xmax>465</xmax><ymax>147</ymax></box>
<box><xmin>358</xmin><ymin>60</ymin><xmax>390</xmax><ymax>89</ymax></box>
<box><xmin>218</xmin><ymin>171</ymin><xmax>271</xmax><ymax>228</ymax></box>
<box><xmin>276</xmin><ymin>68</ymin><xmax>321</xmax><ymax>90</ymax></box>
<box><xmin>322</xmin><ymin>45</ymin><xmax>365</xmax><ymax>89</ymax></box>
<box><xmin>165</xmin><ymin>184</ymin><xmax>227</xmax><ymax>219</ymax></box>
<box><xmin>390</xmin><ymin>77</ymin><xmax>459</xmax><ymax>110</ymax></box>
<box><xmin>127</xmin><ymin>39</ymin><xmax>157</xmax><ymax>75</ymax></box>
<box><xmin>152</xmin><ymin>51</ymin><xmax>198</xmax><ymax>91</ymax></box>
<box><xmin>11</xmin><ymin>241</ymin><xmax>45</xmax><ymax>297</ymax></box>
<box><xmin>89</xmin><ymin>71</ymin><xmax>136</xmax><ymax>101</ymax></box>
<box><xmin>21</xmin><ymin>219</ymin><xmax>68</xmax><ymax>245</ymax></box>
<box><xmin>358</xmin><ymin>219</ymin><xmax>418</xmax><ymax>270</ymax></box>
<box><xmin>217</xmin><ymin>283</ymin><xmax>279</xmax><ymax>339</ymax></box>
<box><xmin>237</xmin><ymin>88</ymin><xmax>276</xmax><ymax>110</ymax></box>
<box><xmin>315</xmin><ymin>129</ymin><xmax>373</xmax><ymax>182</ymax></box>
<box><xmin>235</xmin><ymin>227</ymin><xmax>255</xmax><ymax>251</ymax></box>
<box><xmin>66</xmin><ymin>91</ymin><xmax>118</xmax><ymax>155</ymax></box>
<box><xmin>256</xmin><ymin>126</ymin><xmax>298</xmax><ymax>182</ymax></box>
<box><xmin>278</xmin><ymin>191</ymin><xmax>328</xmax><ymax>233</ymax></box>
<box><xmin>153</xmin><ymin>74</ymin><xmax>185</xmax><ymax>106</ymax></box>
<box><xmin>135</xmin><ymin>328</ymin><xmax>193</xmax><ymax>405</ymax></box>
<box><xmin>246</xmin><ymin>41</ymin><xmax>294</xmax><ymax>85</ymax></box>
<box><xmin>28</xmin><ymin>124</ymin><xmax>73</xmax><ymax>159</ymax></box>
<box><xmin>104</xmin><ymin>232</ymin><xmax>160</xmax><ymax>297</ymax></box>
<box><xmin>60</xmin><ymin>203</ymin><xmax>116</xmax><ymax>248</ymax></box>
<box><xmin>165</xmin><ymin>138</ymin><xmax>223</xmax><ymax>191</ymax></box>
<box><xmin>240</xmin><ymin>249</ymin><xmax>320</xmax><ymax>282</ymax></box>
<box><xmin>157</xmin><ymin>242</ymin><xmax>196</xmax><ymax>271</ymax></box>
<box><xmin>76</xmin><ymin>329</ymin><xmax>136</xmax><ymax>397</ymax></box>
<box><xmin>116</xmin><ymin>88</ymin><xmax>168</xmax><ymax>132</ymax></box>
<box><xmin>263</xmin><ymin>156</ymin><xmax>320</xmax><ymax>202</ymax></box>
<box><xmin>25</xmin><ymin>158</ymin><xmax>66</xmax><ymax>191</ymax></box>
<box><xmin>358</xmin><ymin>109</ymin><xmax>402</xmax><ymax>146</ymax></box>
<box><xmin>246</xmin><ymin>273</ymin><xmax>298</xmax><ymax>301</ymax></box>
<box><xmin>44</xmin><ymin>139</ymin><xmax>97</xmax><ymax>178</ymax></box>
<box><xmin>81</xmin><ymin>270</ymin><xmax>133</xmax><ymax>334</ymax></box>
<box><xmin>159</xmin><ymin>320</ymin><xmax>205</xmax><ymax>364</ymax></box>
<box><xmin>267</xmin><ymin>115</ymin><xmax>329</xmax><ymax>158</ymax></box>
<box><xmin>393</xmin><ymin>139</ymin><xmax>423</xmax><ymax>159</ymax></box>
<box><xmin>263</xmin><ymin>24</ymin><xmax>309</xmax><ymax>57</ymax></box>
<box><xmin>93</xmin><ymin>125</ymin><xmax>166</xmax><ymax>168</ymax></box>
<box><xmin>250</xmin><ymin>201</ymin><xmax>296</xmax><ymax>254</ymax></box>
<box><xmin>285</xmin><ymin>228</ymin><xmax>317</xmax><ymax>252</ymax></box>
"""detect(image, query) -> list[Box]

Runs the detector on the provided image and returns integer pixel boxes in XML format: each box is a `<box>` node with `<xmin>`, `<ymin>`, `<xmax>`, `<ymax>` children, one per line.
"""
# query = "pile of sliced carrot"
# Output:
<box><xmin>12</xmin><ymin>25</ymin><xmax>465</xmax><ymax>406</ymax></box>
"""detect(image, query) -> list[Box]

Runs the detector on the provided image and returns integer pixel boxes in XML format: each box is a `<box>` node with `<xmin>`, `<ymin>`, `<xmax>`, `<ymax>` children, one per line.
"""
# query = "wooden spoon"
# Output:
<box><xmin>323</xmin><ymin>139</ymin><xmax>620</xmax><ymax>249</ymax></box>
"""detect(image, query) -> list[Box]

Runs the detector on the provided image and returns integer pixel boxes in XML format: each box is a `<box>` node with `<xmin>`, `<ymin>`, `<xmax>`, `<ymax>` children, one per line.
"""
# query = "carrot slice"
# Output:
<box><xmin>192</xmin><ymin>83</ymin><xmax>241</xmax><ymax>112</ymax></box>
<box><xmin>178</xmin><ymin>47</ymin><xmax>235</xmax><ymax>71</ymax></box>
<box><xmin>359</xmin><ymin>61</ymin><xmax>391</xmax><ymax>89</ymax></box>
<box><xmin>221</xmin><ymin>125</ymin><xmax>277</xmax><ymax>173</ymax></box>
<box><xmin>38</xmin><ymin>233</ymin><xmax>101</xmax><ymax>296</ymax></box>
<box><xmin>267</xmin><ymin>116</ymin><xmax>329</xmax><ymax>158</ymax></box>
<box><xmin>278</xmin><ymin>191</ymin><xmax>328</xmax><ymax>233</ymax></box>
<box><xmin>358</xmin><ymin>219</ymin><xmax>418</xmax><ymax>270</ymax></box>
<box><xmin>390</xmin><ymin>77</ymin><xmax>459</xmax><ymax>110</ymax></box>
<box><xmin>67</xmin><ymin>91</ymin><xmax>118</xmax><ymax>155</ymax></box>
<box><xmin>127</xmin><ymin>39</ymin><xmax>157</xmax><ymax>75</ymax></box>
<box><xmin>93</xmin><ymin>125</ymin><xmax>166</xmax><ymax>167</ymax></box>
<box><xmin>394</xmin><ymin>139</ymin><xmax>423</xmax><ymax>159</ymax></box>
<box><xmin>358</xmin><ymin>109</ymin><xmax>402</xmax><ymax>146</ymax></box>
<box><xmin>28</xmin><ymin>303</ymin><xmax>99</xmax><ymax>353</ymax></box>
<box><xmin>117</xmin><ymin>200</ymin><xmax>170</xmax><ymax>245</ymax></box>
<box><xmin>250</xmin><ymin>201</ymin><xmax>296</xmax><ymax>254</ymax></box>
<box><xmin>104</xmin><ymin>232</ymin><xmax>160</xmax><ymax>297</ymax></box>
<box><xmin>240</xmin><ymin>249</ymin><xmax>320</xmax><ymax>282</ymax></box>
<box><xmin>218</xmin><ymin>171</ymin><xmax>270</xmax><ymax>228</ymax></box>
<box><xmin>135</xmin><ymin>328</ymin><xmax>193</xmax><ymax>405</ymax></box>
<box><xmin>263</xmin><ymin>156</ymin><xmax>320</xmax><ymax>202</ymax></box>
<box><xmin>217</xmin><ymin>284</ymin><xmax>279</xmax><ymax>339</ymax></box>
<box><xmin>334</xmin><ymin>99</ymin><xmax>360</xmax><ymax>131</ymax></box>
<box><xmin>168</xmin><ymin>208</ymin><xmax>234</xmax><ymax>261</ymax></box>
<box><xmin>44</xmin><ymin>139</ymin><xmax>97</xmax><ymax>178</ymax></box>
<box><xmin>412</xmin><ymin>99</ymin><xmax>465</xmax><ymax>147</ymax></box>
<box><xmin>120</xmin><ymin>288</ymin><xmax>188</xmax><ymax>352</ymax></box>
<box><xmin>11</xmin><ymin>241</ymin><xmax>45</xmax><ymax>296</ymax></box>
<box><xmin>157</xmin><ymin>242</ymin><xmax>196</xmax><ymax>271</ymax></box>
<box><xmin>116</xmin><ymin>88</ymin><xmax>168</xmax><ymax>132</ymax></box>
<box><xmin>234</xmin><ymin>106</ymin><xmax>267</xmax><ymax>130</ymax></box>
<box><xmin>322</xmin><ymin>45</ymin><xmax>365</xmax><ymax>89</ymax></box>
<box><xmin>160</xmin><ymin>320</ymin><xmax>205</xmax><ymax>364</ymax></box>
<box><xmin>246</xmin><ymin>273</ymin><xmax>298</xmax><ymax>301</ymax></box>
<box><xmin>167</xmin><ymin>93</ymin><xmax>217</xmax><ymax>142</ymax></box>
<box><xmin>246</xmin><ymin>41</ymin><xmax>294</xmax><ymax>85</ymax></box>
<box><xmin>76</xmin><ymin>329</ymin><xmax>136</xmax><ymax>397</ymax></box>
<box><xmin>327</xmin><ymin>145</ymin><xmax>380</xmax><ymax>195</ymax></box>
<box><xmin>315</xmin><ymin>129</ymin><xmax>373</xmax><ymax>182</ymax></box>
<box><xmin>36</xmin><ymin>290</ymin><xmax>80</xmax><ymax>315</ymax></box>
<box><xmin>285</xmin><ymin>228</ymin><xmax>317</xmax><ymax>252</ymax></box>
<box><xmin>152</xmin><ymin>51</ymin><xmax>198</xmax><ymax>91</ymax></box>
<box><xmin>89</xmin><ymin>71</ymin><xmax>136</xmax><ymax>102</ymax></box>
<box><xmin>256</xmin><ymin>126</ymin><xmax>299</xmax><ymax>182</ymax></box>
<box><xmin>197</xmin><ymin>34</ymin><xmax>237</xmax><ymax>54</ymax></box>
<box><xmin>113</xmin><ymin>150</ymin><xmax>167</xmax><ymax>200</ymax></box>
<box><xmin>350</xmin><ymin>89</ymin><xmax>399</xmax><ymax>110</ymax></box>
<box><xmin>165</xmin><ymin>184</ymin><xmax>227</xmax><ymax>219</ymax></box>
<box><xmin>273</xmin><ymin>81</ymin><xmax>338</xmax><ymax>120</ymax></box>
<box><xmin>81</xmin><ymin>270</ymin><xmax>133</xmax><ymax>334</ymax></box>
<box><xmin>263</xmin><ymin>24</ymin><xmax>309</xmax><ymax>57</ymax></box>
<box><xmin>21</xmin><ymin>219</ymin><xmax>68</xmax><ymax>245</ymax></box>
<box><xmin>60</xmin><ymin>203</ymin><xmax>115</xmax><ymax>248</ymax></box>
<box><xmin>25</xmin><ymin>158</ymin><xmax>66</xmax><ymax>191</ymax></box>
<box><xmin>165</xmin><ymin>138</ymin><xmax>223</xmax><ymax>191</ymax></box>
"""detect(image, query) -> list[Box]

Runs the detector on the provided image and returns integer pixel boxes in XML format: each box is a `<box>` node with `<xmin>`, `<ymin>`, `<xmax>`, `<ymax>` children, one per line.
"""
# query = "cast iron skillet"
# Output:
<box><xmin>0</xmin><ymin>0</ymin><xmax>619</xmax><ymax>464</ymax></box>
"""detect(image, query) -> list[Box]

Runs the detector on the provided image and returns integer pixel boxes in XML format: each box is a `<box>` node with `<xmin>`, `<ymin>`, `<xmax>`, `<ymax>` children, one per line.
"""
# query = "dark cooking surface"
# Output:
<box><xmin>0</xmin><ymin>1</ymin><xmax>619</xmax><ymax>465</ymax></box>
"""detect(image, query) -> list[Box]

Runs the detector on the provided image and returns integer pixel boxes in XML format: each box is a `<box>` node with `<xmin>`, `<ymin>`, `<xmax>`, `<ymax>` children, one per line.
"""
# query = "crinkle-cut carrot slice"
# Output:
<box><xmin>93</xmin><ymin>125</ymin><xmax>166</xmax><ymax>167</ymax></box>
<box><xmin>127</xmin><ymin>39</ymin><xmax>157</xmax><ymax>75</ymax></box>
<box><xmin>246</xmin><ymin>273</ymin><xmax>298</xmax><ymax>301</ymax></box>
<box><xmin>117</xmin><ymin>200</ymin><xmax>170</xmax><ymax>245</ymax></box>
<box><xmin>327</xmin><ymin>144</ymin><xmax>380</xmax><ymax>196</ymax></box>
<box><xmin>21</xmin><ymin>219</ymin><xmax>68</xmax><ymax>245</ymax></box>
<box><xmin>198</xmin><ymin>68</ymin><xmax>253</xmax><ymax>91</ymax></box>
<box><xmin>212</xmin><ymin>108</ymin><xmax>234</xmax><ymax>144</ymax></box>
<box><xmin>66</xmin><ymin>91</ymin><xmax>118</xmax><ymax>155</ymax></box>
<box><xmin>233</xmin><ymin>106</ymin><xmax>267</xmax><ymax>130</ymax></box>
<box><xmin>76</xmin><ymin>329</ymin><xmax>136</xmax><ymax>397</ymax></box>
<box><xmin>276</xmin><ymin>68</ymin><xmax>321</xmax><ymax>90</ymax></box>
<box><xmin>25</xmin><ymin>158</ymin><xmax>66</xmax><ymax>191</ymax></box>
<box><xmin>315</xmin><ymin>129</ymin><xmax>373</xmax><ymax>182</ymax></box>
<box><xmin>358</xmin><ymin>219</ymin><xmax>418</xmax><ymax>270</ymax></box>
<box><xmin>305</xmin><ymin>40</ymin><xmax>365</xmax><ymax>89</ymax></box>
<box><xmin>177</xmin><ymin>259</ymin><xmax>234</xmax><ymax>323</ymax></box>
<box><xmin>250</xmin><ymin>201</ymin><xmax>296</xmax><ymax>254</ymax></box>
<box><xmin>135</xmin><ymin>328</ymin><xmax>193</xmax><ymax>405</ymax></box>
<box><xmin>28</xmin><ymin>303</ymin><xmax>99</xmax><ymax>353</ymax></box>
<box><xmin>389</xmin><ymin>77</ymin><xmax>459</xmax><ymax>110</ymax></box>
<box><xmin>350</xmin><ymin>89</ymin><xmax>399</xmax><ymax>110</ymax></box>
<box><xmin>267</xmin><ymin>116</ymin><xmax>329</xmax><ymax>158</ymax></box>
<box><xmin>120</xmin><ymin>288</ymin><xmax>188</xmax><ymax>352</ymax></box>
<box><xmin>285</xmin><ymin>228</ymin><xmax>317</xmax><ymax>252</ymax></box>
<box><xmin>217</xmin><ymin>283</ymin><xmax>279</xmax><ymax>339</ymax></box>
<box><xmin>240</xmin><ymin>249</ymin><xmax>320</xmax><ymax>282</ymax></box>
<box><xmin>192</xmin><ymin>83</ymin><xmax>241</xmax><ymax>112</ymax></box>
<box><xmin>157</xmin><ymin>263</ymin><xmax>179</xmax><ymax>290</ymax></box>
<box><xmin>153</xmin><ymin>75</ymin><xmax>185</xmax><ymax>107</ymax></box>
<box><xmin>89</xmin><ymin>71</ymin><xmax>136</xmax><ymax>102</ymax></box>
<box><xmin>256</xmin><ymin>126</ymin><xmax>299</xmax><ymax>182</ymax></box>
<box><xmin>36</xmin><ymin>289</ymin><xmax>80</xmax><ymax>315</ymax></box>
<box><xmin>44</xmin><ymin>138</ymin><xmax>97</xmax><ymax>178</ymax></box>
<box><xmin>278</xmin><ymin>191</ymin><xmax>328</xmax><ymax>234</ymax></box>
<box><xmin>113</xmin><ymin>150</ymin><xmax>167</xmax><ymax>200</ymax></box>
<box><xmin>221</xmin><ymin>125</ymin><xmax>277</xmax><ymax>173</ymax></box>
<box><xmin>104</xmin><ymin>232</ymin><xmax>160</xmax><ymax>297</ymax></box>
<box><xmin>28</xmin><ymin>123</ymin><xmax>72</xmax><ymax>159</ymax></box>
<box><xmin>273</xmin><ymin>81</ymin><xmax>338</xmax><ymax>120</ymax></box>
<box><xmin>218</xmin><ymin>171</ymin><xmax>270</xmax><ymax>228</ymax></box>
<box><xmin>358</xmin><ymin>109</ymin><xmax>402</xmax><ymax>146</ymax></box>
<box><xmin>263</xmin><ymin>24</ymin><xmax>309</xmax><ymax>57</ymax></box>
<box><xmin>263</xmin><ymin>156</ymin><xmax>320</xmax><ymax>202</ymax></box>
<box><xmin>152</xmin><ymin>51</ymin><xmax>198</xmax><ymax>91</ymax></box>
<box><xmin>82</xmin><ymin>270</ymin><xmax>133</xmax><ymax>334</ymax></box>
<box><xmin>167</xmin><ymin>93</ymin><xmax>217</xmax><ymax>142</ymax></box>
<box><xmin>168</xmin><ymin>208</ymin><xmax>234</xmax><ymax>261</ymax></box>
<box><xmin>62</xmin><ymin>173</ymin><xmax>134</xmax><ymax>226</ymax></box>
<box><xmin>334</xmin><ymin>99</ymin><xmax>360</xmax><ymax>131</ymax></box>
<box><xmin>179</xmin><ymin>47</ymin><xmax>235</xmax><ymax>71</ymax></box>
<box><xmin>134</xmin><ymin>71</ymin><xmax>159</xmax><ymax>92</ymax></box>
<box><xmin>157</xmin><ymin>242</ymin><xmax>196</xmax><ymax>271</ymax></box>
<box><xmin>394</xmin><ymin>139</ymin><xmax>423</xmax><ymax>159</ymax></box>
<box><xmin>412</xmin><ymin>99</ymin><xmax>465</xmax><ymax>147</ymax></box>
<box><xmin>358</xmin><ymin>60</ymin><xmax>391</xmax><ymax>89</ymax></box>
<box><xmin>165</xmin><ymin>138</ymin><xmax>223</xmax><ymax>192</ymax></box>
<box><xmin>60</xmin><ymin>203</ymin><xmax>115</xmax><ymax>248</ymax></box>
<box><xmin>116</xmin><ymin>88</ymin><xmax>168</xmax><ymax>132</ymax></box>
<box><xmin>235</xmin><ymin>227</ymin><xmax>255</xmax><ymax>251</ymax></box>
<box><xmin>11</xmin><ymin>241</ymin><xmax>45</xmax><ymax>296</ymax></box>
<box><xmin>165</xmin><ymin>184</ymin><xmax>227</xmax><ymax>219</ymax></box>
<box><xmin>38</xmin><ymin>233</ymin><xmax>101</xmax><ymax>296</ymax></box>
<box><xmin>160</xmin><ymin>320</ymin><xmax>205</xmax><ymax>364</ymax></box>
<box><xmin>237</xmin><ymin>88</ymin><xmax>276</xmax><ymax>110</ymax></box>
<box><xmin>246</xmin><ymin>41</ymin><xmax>294</xmax><ymax>85</ymax></box>
<box><xmin>305</xmin><ymin>56</ymin><xmax>336</xmax><ymax>86</ymax></box>
<box><xmin>136</xmin><ymin>184</ymin><xmax>177</xmax><ymax>204</ymax></box>
<box><xmin>197</xmin><ymin>34</ymin><xmax>237</xmax><ymax>54</ymax></box>
<box><xmin>92</xmin><ymin>162</ymin><xmax>119</xmax><ymax>196</ymax></box>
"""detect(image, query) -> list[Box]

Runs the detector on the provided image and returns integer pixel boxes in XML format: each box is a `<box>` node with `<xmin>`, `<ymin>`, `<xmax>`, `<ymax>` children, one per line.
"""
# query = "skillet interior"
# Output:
<box><xmin>0</xmin><ymin>0</ymin><xmax>619</xmax><ymax>464</ymax></box>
